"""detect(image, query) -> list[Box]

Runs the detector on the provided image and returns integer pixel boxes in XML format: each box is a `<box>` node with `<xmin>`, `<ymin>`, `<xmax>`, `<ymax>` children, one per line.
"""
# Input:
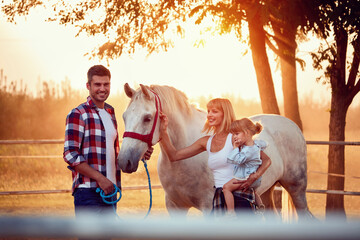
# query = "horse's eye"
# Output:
<box><xmin>143</xmin><ymin>114</ymin><xmax>152</xmax><ymax>123</ymax></box>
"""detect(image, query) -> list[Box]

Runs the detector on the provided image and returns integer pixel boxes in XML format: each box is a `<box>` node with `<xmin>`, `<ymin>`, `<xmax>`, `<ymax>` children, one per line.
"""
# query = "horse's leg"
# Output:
<box><xmin>279</xmin><ymin>179</ymin><xmax>315</xmax><ymax>220</ymax></box>
<box><xmin>165</xmin><ymin>194</ymin><xmax>189</xmax><ymax>218</ymax></box>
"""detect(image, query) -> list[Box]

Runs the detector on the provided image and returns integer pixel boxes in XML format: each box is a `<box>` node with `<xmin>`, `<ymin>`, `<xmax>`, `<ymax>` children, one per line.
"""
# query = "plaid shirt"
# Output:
<box><xmin>63</xmin><ymin>96</ymin><xmax>121</xmax><ymax>193</ymax></box>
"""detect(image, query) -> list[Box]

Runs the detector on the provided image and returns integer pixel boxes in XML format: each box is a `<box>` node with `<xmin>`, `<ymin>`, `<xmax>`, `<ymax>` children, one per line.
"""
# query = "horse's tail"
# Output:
<box><xmin>281</xmin><ymin>188</ymin><xmax>297</xmax><ymax>222</ymax></box>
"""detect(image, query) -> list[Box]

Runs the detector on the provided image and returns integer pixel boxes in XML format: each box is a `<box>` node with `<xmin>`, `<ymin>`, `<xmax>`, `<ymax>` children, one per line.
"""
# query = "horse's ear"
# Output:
<box><xmin>124</xmin><ymin>83</ymin><xmax>135</xmax><ymax>98</ymax></box>
<box><xmin>140</xmin><ymin>84</ymin><xmax>151</xmax><ymax>100</ymax></box>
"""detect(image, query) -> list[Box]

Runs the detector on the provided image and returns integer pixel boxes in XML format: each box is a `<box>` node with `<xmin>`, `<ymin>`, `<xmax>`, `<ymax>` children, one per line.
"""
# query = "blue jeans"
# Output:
<box><xmin>74</xmin><ymin>188</ymin><xmax>117</xmax><ymax>218</ymax></box>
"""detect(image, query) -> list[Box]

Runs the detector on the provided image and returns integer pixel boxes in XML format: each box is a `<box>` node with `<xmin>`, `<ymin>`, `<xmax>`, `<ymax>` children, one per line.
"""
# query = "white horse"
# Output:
<box><xmin>118</xmin><ymin>84</ymin><xmax>313</xmax><ymax>219</ymax></box>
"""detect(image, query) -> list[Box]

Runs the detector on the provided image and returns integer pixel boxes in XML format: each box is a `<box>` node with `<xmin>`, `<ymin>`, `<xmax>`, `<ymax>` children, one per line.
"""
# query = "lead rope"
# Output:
<box><xmin>97</xmin><ymin>159</ymin><xmax>152</xmax><ymax>219</ymax></box>
<box><xmin>142</xmin><ymin>158</ymin><xmax>152</xmax><ymax>218</ymax></box>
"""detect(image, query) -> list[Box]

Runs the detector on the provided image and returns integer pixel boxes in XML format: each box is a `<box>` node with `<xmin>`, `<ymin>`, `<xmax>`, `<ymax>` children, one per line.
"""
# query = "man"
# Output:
<box><xmin>63</xmin><ymin>65</ymin><xmax>152</xmax><ymax>217</ymax></box>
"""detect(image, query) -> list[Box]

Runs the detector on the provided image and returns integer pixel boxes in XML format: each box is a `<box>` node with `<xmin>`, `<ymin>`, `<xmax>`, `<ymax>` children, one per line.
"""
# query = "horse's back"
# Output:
<box><xmin>250</xmin><ymin>114</ymin><xmax>306</xmax><ymax>161</ymax></box>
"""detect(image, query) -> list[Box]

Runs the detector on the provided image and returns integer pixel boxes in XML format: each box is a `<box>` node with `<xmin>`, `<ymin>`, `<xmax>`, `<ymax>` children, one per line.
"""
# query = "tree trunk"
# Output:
<box><xmin>326</xmin><ymin>28</ymin><xmax>349</xmax><ymax>219</ymax></box>
<box><xmin>246</xmin><ymin>6</ymin><xmax>280</xmax><ymax>115</ymax></box>
<box><xmin>273</xmin><ymin>24</ymin><xmax>303</xmax><ymax>130</ymax></box>
<box><xmin>326</xmin><ymin>94</ymin><xmax>348</xmax><ymax>219</ymax></box>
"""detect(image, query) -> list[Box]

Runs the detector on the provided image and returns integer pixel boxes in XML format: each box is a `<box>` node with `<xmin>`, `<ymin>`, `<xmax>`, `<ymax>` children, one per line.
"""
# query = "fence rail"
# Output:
<box><xmin>1</xmin><ymin>186</ymin><xmax>359</xmax><ymax>196</ymax></box>
<box><xmin>306</xmin><ymin>140</ymin><xmax>360</xmax><ymax>145</ymax></box>
<box><xmin>0</xmin><ymin>139</ymin><xmax>64</xmax><ymax>144</ymax></box>
<box><xmin>0</xmin><ymin>185</ymin><xmax>163</xmax><ymax>195</ymax></box>
<box><xmin>1</xmin><ymin>139</ymin><xmax>359</xmax><ymax>197</ymax></box>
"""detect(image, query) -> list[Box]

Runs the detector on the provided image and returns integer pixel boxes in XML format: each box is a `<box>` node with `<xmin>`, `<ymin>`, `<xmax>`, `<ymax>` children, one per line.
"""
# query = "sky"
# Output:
<box><xmin>1</xmin><ymin>8</ymin><xmax>356</xmax><ymax>106</ymax></box>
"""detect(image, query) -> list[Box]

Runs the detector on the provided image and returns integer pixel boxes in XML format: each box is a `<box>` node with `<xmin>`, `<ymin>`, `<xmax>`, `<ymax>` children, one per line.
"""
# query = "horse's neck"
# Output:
<box><xmin>166</xmin><ymin>108</ymin><xmax>206</xmax><ymax>148</ymax></box>
<box><xmin>166</xmin><ymin>114</ymin><xmax>188</xmax><ymax>148</ymax></box>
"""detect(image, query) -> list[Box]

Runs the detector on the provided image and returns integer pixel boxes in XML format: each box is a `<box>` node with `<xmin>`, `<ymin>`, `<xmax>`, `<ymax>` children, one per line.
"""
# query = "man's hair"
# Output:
<box><xmin>202</xmin><ymin>98</ymin><xmax>236</xmax><ymax>134</ymax></box>
<box><xmin>87</xmin><ymin>65</ymin><xmax>111</xmax><ymax>84</ymax></box>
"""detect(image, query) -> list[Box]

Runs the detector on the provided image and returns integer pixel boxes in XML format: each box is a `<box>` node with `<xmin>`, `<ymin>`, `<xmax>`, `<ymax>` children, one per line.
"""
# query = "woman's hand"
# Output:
<box><xmin>159</xmin><ymin>112</ymin><xmax>168</xmax><ymax>136</ymax></box>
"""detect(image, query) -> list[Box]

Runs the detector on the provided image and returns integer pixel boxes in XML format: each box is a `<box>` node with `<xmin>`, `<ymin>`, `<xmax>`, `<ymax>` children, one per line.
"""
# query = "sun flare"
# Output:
<box><xmin>0</xmin><ymin>7</ymin><xmax>339</xmax><ymax>105</ymax></box>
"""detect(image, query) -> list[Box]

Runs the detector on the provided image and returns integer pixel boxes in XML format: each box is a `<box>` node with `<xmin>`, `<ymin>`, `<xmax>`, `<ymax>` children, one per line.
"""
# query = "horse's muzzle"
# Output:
<box><xmin>118</xmin><ymin>149</ymin><xmax>141</xmax><ymax>173</ymax></box>
<box><xmin>119</xmin><ymin>159</ymin><xmax>139</xmax><ymax>173</ymax></box>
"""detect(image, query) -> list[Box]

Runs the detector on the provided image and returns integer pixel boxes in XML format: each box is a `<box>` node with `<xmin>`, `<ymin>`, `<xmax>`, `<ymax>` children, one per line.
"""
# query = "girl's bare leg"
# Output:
<box><xmin>222</xmin><ymin>179</ymin><xmax>242</xmax><ymax>213</ymax></box>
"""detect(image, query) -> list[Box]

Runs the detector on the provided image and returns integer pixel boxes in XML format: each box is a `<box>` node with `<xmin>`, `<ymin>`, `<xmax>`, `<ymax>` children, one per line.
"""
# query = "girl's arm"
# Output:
<box><xmin>234</xmin><ymin>151</ymin><xmax>271</xmax><ymax>191</ymax></box>
<box><xmin>159</xmin><ymin>112</ymin><xmax>208</xmax><ymax>162</ymax></box>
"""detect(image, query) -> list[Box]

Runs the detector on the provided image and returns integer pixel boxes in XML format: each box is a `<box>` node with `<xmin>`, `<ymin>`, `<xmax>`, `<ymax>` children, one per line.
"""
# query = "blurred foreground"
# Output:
<box><xmin>0</xmin><ymin>212</ymin><xmax>359</xmax><ymax>240</ymax></box>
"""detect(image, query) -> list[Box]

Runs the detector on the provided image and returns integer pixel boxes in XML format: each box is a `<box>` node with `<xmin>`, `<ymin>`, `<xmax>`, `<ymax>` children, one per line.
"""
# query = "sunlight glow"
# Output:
<box><xmin>0</xmin><ymin>6</ymin><xmax>341</xmax><ymax>106</ymax></box>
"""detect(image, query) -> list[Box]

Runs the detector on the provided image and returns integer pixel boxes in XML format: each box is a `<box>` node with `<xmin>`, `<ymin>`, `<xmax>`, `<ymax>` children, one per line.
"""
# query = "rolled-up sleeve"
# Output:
<box><xmin>63</xmin><ymin>109</ymin><xmax>86</xmax><ymax>169</ymax></box>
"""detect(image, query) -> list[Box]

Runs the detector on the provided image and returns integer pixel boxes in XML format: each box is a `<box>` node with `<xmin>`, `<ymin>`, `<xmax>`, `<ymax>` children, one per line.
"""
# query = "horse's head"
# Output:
<box><xmin>118</xmin><ymin>83</ymin><xmax>162</xmax><ymax>173</ymax></box>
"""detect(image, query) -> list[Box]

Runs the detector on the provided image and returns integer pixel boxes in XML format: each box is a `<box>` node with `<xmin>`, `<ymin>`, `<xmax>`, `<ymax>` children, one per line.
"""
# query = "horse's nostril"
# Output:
<box><xmin>126</xmin><ymin>161</ymin><xmax>132</xmax><ymax>171</ymax></box>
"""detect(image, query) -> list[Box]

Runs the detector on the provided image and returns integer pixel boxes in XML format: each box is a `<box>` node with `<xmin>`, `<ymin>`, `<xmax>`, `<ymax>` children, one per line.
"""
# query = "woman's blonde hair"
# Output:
<box><xmin>230</xmin><ymin>118</ymin><xmax>263</xmax><ymax>136</ymax></box>
<box><xmin>203</xmin><ymin>98</ymin><xmax>236</xmax><ymax>134</ymax></box>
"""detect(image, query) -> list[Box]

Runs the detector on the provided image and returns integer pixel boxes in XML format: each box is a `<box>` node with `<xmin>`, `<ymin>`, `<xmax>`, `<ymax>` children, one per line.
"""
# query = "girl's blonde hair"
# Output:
<box><xmin>230</xmin><ymin>118</ymin><xmax>263</xmax><ymax>136</ymax></box>
<box><xmin>203</xmin><ymin>98</ymin><xmax>236</xmax><ymax>134</ymax></box>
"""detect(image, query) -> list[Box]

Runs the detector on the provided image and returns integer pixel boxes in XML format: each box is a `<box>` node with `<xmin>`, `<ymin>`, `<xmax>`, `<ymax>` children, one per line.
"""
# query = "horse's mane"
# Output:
<box><xmin>149</xmin><ymin>85</ymin><xmax>193</xmax><ymax>116</ymax></box>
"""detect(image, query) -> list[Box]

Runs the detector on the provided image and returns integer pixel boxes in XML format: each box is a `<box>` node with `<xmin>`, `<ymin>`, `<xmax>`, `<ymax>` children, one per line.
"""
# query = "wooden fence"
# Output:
<box><xmin>0</xmin><ymin>139</ymin><xmax>359</xmax><ymax>197</ymax></box>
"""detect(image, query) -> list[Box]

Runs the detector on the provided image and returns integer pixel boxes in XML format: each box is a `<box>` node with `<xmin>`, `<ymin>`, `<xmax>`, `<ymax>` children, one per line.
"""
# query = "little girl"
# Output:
<box><xmin>222</xmin><ymin>118</ymin><xmax>267</xmax><ymax>216</ymax></box>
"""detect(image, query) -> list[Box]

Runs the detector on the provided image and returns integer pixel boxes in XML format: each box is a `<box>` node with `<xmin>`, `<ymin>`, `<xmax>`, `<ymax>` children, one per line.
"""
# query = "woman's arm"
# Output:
<box><xmin>234</xmin><ymin>151</ymin><xmax>271</xmax><ymax>191</ymax></box>
<box><xmin>159</xmin><ymin>112</ymin><xmax>207</xmax><ymax>162</ymax></box>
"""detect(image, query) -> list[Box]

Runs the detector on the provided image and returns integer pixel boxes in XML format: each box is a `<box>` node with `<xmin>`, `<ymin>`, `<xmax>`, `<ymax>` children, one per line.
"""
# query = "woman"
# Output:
<box><xmin>159</xmin><ymin>98</ymin><xmax>271</xmax><ymax>216</ymax></box>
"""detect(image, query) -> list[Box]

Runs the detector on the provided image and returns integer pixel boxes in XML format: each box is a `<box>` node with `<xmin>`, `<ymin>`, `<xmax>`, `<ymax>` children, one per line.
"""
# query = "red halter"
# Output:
<box><xmin>122</xmin><ymin>90</ymin><xmax>162</xmax><ymax>148</ymax></box>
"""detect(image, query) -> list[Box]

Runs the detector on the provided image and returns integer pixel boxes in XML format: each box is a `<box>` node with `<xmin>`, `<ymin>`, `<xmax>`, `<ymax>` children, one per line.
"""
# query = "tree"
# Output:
<box><xmin>311</xmin><ymin>0</ymin><xmax>360</xmax><ymax>219</ymax></box>
<box><xmin>2</xmin><ymin>0</ymin><xmax>283</xmax><ymax>114</ymax></box>
<box><xmin>253</xmin><ymin>0</ymin><xmax>320</xmax><ymax>130</ymax></box>
<box><xmin>267</xmin><ymin>0</ymin><xmax>314</xmax><ymax>131</ymax></box>
<box><xmin>244</xmin><ymin>1</ymin><xmax>280</xmax><ymax>114</ymax></box>
<box><xmin>190</xmin><ymin>0</ymin><xmax>321</xmax><ymax>128</ymax></box>
<box><xmin>190</xmin><ymin>1</ymin><xmax>281</xmax><ymax>114</ymax></box>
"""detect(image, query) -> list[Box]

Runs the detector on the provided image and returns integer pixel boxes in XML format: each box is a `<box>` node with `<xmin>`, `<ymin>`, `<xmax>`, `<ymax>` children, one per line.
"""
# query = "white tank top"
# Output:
<box><xmin>206</xmin><ymin>133</ymin><xmax>234</xmax><ymax>188</ymax></box>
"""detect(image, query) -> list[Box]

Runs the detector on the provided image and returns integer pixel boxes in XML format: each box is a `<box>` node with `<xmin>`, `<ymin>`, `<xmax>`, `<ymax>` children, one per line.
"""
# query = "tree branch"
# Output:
<box><xmin>347</xmin><ymin>35</ymin><xmax>360</xmax><ymax>88</ymax></box>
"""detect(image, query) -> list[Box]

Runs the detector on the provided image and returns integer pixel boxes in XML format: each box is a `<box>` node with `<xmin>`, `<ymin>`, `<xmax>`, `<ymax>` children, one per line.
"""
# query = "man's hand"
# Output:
<box><xmin>143</xmin><ymin>147</ymin><xmax>154</xmax><ymax>160</ymax></box>
<box><xmin>98</xmin><ymin>176</ymin><xmax>115</xmax><ymax>195</ymax></box>
<box><xmin>74</xmin><ymin>162</ymin><xmax>115</xmax><ymax>195</ymax></box>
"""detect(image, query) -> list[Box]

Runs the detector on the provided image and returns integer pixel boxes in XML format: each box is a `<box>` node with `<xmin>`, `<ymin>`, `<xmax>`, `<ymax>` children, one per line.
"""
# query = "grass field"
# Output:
<box><xmin>0</xmin><ymin>130</ymin><xmax>359</xmax><ymax>220</ymax></box>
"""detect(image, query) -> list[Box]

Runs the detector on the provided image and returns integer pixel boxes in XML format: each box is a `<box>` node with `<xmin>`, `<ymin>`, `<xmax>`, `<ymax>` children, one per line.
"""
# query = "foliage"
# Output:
<box><xmin>0</xmin><ymin>0</ymin><xmax>321</xmax><ymax>124</ymax></box>
<box><xmin>1</xmin><ymin>0</ymin><xmax>195</xmax><ymax>60</ymax></box>
<box><xmin>311</xmin><ymin>0</ymin><xmax>360</xmax><ymax>88</ymax></box>
<box><xmin>0</xmin><ymin>0</ymin><xmax>317</xmax><ymax>61</ymax></box>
